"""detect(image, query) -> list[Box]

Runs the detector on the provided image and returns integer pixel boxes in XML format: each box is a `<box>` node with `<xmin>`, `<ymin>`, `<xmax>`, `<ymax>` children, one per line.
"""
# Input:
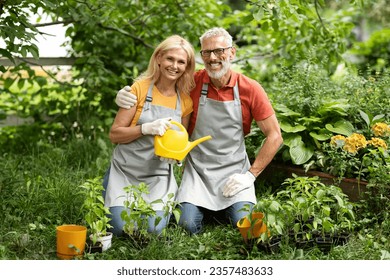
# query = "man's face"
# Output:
<box><xmin>200</xmin><ymin>36</ymin><xmax>235</xmax><ymax>80</ymax></box>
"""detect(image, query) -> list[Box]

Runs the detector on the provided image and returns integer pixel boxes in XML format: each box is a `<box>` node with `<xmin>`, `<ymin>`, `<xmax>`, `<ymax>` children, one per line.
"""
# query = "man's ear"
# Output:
<box><xmin>230</xmin><ymin>46</ymin><xmax>236</xmax><ymax>60</ymax></box>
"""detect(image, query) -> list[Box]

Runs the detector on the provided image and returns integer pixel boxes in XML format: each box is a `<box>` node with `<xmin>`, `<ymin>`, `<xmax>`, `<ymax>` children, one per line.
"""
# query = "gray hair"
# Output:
<box><xmin>199</xmin><ymin>27</ymin><xmax>233</xmax><ymax>46</ymax></box>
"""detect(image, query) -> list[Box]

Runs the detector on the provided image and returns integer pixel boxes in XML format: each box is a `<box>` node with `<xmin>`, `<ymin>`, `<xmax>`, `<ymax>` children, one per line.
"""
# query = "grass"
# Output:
<box><xmin>0</xmin><ymin>129</ymin><xmax>389</xmax><ymax>260</ymax></box>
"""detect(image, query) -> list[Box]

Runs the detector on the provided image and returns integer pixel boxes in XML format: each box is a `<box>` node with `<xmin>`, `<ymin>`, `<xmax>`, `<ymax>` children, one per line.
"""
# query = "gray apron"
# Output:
<box><xmin>105</xmin><ymin>83</ymin><xmax>181</xmax><ymax>211</ymax></box>
<box><xmin>177</xmin><ymin>82</ymin><xmax>256</xmax><ymax>210</ymax></box>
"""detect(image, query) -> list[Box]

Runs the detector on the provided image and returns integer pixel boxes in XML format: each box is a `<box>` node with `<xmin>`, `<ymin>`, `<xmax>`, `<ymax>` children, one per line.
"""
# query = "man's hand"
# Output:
<box><xmin>141</xmin><ymin>118</ymin><xmax>171</xmax><ymax>136</ymax></box>
<box><xmin>222</xmin><ymin>171</ymin><xmax>256</xmax><ymax>197</ymax></box>
<box><xmin>116</xmin><ymin>86</ymin><xmax>137</xmax><ymax>109</ymax></box>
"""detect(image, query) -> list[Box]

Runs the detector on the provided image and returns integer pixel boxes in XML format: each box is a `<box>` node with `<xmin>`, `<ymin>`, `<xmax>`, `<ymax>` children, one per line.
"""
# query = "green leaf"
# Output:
<box><xmin>358</xmin><ymin>109</ymin><xmax>370</xmax><ymax>127</ymax></box>
<box><xmin>280</xmin><ymin>121</ymin><xmax>306</xmax><ymax>133</ymax></box>
<box><xmin>274</xmin><ymin>104</ymin><xmax>301</xmax><ymax>117</ymax></box>
<box><xmin>0</xmin><ymin>48</ymin><xmax>15</xmax><ymax>63</ymax></box>
<box><xmin>282</xmin><ymin>133</ymin><xmax>302</xmax><ymax>147</ymax></box>
<box><xmin>289</xmin><ymin>141</ymin><xmax>314</xmax><ymax>165</ymax></box>
<box><xmin>172</xmin><ymin>209</ymin><xmax>181</xmax><ymax>223</ymax></box>
<box><xmin>253</xmin><ymin>10</ymin><xmax>264</xmax><ymax>21</ymax></box>
<box><xmin>372</xmin><ymin>114</ymin><xmax>385</xmax><ymax>122</ymax></box>
<box><xmin>325</xmin><ymin>120</ymin><xmax>354</xmax><ymax>136</ymax></box>
<box><xmin>309</xmin><ymin>130</ymin><xmax>332</xmax><ymax>141</ymax></box>
<box><xmin>269</xmin><ymin>200</ymin><xmax>281</xmax><ymax>212</ymax></box>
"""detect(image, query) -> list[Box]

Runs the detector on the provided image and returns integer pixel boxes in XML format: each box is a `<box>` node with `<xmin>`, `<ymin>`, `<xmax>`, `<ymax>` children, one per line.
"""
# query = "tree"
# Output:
<box><xmin>0</xmin><ymin>0</ymin><xmax>229</xmax><ymax>126</ymax></box>
<box><xmin>224</xmin><ymin>0</ymin><xmax>359</xmax><ymax>82</ymax></box>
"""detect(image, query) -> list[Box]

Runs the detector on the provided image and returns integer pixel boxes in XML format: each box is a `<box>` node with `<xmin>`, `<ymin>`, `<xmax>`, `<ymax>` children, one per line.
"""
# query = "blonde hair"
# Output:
<box><xmin>136</xmin><ymin>35</ymin><xmax>195</xmax><ymax>94</ymax></box>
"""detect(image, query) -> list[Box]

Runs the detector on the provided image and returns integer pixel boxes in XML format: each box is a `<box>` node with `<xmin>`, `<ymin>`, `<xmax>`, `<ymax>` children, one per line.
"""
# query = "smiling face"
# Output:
<box><xmin>157</xmin><ymin>48</ymin><xmax>188</xmax><ymax>82</ymax></box>
<box><xmin>200</xmin><ymin>35</ymin><xmax>235</xmax><ymax>80</ymax></box>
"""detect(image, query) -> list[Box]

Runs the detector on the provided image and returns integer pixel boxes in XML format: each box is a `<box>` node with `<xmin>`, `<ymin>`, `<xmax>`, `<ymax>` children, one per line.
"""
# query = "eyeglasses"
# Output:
<box><xmin>200</xmin><ymin>47</ymin><xmax>232</xmax><ymax>57</ymax></box>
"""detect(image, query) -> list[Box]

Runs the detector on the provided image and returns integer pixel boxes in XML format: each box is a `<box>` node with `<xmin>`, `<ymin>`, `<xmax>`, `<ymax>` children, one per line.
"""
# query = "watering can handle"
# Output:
<box><xmin>169</xmin><ymin>120</ymin><xmax>186</xmax><ymax>132</ymax></box>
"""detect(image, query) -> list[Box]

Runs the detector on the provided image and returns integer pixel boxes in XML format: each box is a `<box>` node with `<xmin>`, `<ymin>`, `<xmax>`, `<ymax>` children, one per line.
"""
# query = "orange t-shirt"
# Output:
<box><xmin>130</xmin><ymin>79</ymin><xmax>193</xmax><ymax>126</ymax></box>
<box><xmin>188</xmin><ymin>69</ymin><xmax>275</xmax><ymax>136</ymax></box>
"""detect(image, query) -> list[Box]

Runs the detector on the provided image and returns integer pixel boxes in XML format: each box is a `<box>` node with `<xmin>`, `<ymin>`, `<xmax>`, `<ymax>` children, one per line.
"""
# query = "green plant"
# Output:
<box><xmin>349</xmin><ymin>28</ymin><xmax>390</xmax><ymax>74</ymax></box>
<box><xmin>253</xmin><ymin>195</ymin><xmax>289</xmax><ymax>243</ymax></box>
<box><xmin>316</xmin><ymin>117</ymin><xmax>389</xmax><ymax>181</ymax></box>
<box><xmin>120</xmin><ymin>182</ymin><xmax>156</xmax><ymax>237</ymax></box>
<box><xmin>80</xmin><ymin>176</ymin><xmax>112</xmax><ymax>245</ymax></box>
<box><xmin>274</xmin><ymin>99</ymin><xmax>354</xmax><ymax>165</ymax></box>
<box><xmin>120</xmin><ymin>182</ymin><xmax>181</xmax><ymax>237</ymax></box>
<box><xmin>275</xmin><ymin>175</ymin><xmax>355</xmax><ymax>239</ymax></box>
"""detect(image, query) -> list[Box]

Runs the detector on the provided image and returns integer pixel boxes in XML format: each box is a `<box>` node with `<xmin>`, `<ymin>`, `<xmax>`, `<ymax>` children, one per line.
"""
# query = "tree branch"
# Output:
<box><xmin>33</xmin><ymin>20</ymin><xmax>73</xmax><ymax>28</ymax></box>
<box><xmin>96</xmin><ymin>23</ymin><xmax>154</xmax><ymax>49</ymax></box>
<box><xmin>314</xmin><ymin>0</ymin><xmax>329</xmax><ymax>34</ymax></box>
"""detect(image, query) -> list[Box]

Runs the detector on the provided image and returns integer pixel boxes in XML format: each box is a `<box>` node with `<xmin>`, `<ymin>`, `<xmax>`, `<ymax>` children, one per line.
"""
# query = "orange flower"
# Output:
<box><xmin>371</xmin><ymin>122</ymin><xmax>390</xmax><ymax>137</ymax></box>
<box><xmin>330</xmin><ymin>135</ymin><xmax>346</xmax><ymax>147</ymax></box>
<box><xmin>343</xmin><ymin>133</ymin><xmax>367</xmax><ymax>154</ymax></box>
<box><xmin>367</xmin><ymin>138</ymin><xmax>388</xmax><ymax>149</ymax></box>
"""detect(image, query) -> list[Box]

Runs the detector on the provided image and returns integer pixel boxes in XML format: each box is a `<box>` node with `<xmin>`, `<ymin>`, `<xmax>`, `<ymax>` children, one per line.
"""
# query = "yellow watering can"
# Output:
<box><xmin>154</xmin><ymin>121</ymin><xmax>212</xmax><ymax>161</ymax></box>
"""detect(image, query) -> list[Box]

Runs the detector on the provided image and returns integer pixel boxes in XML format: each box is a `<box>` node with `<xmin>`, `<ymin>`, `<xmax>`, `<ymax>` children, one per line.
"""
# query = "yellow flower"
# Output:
<box><xmin>371</xmin><ymin>122</ymin><xmax>390</xmax><ymax>137</ymax></box>
<box><xmin>367</xmin><ymin>138</ymin><xmax>388</xmax><ymax>149</ymax></box>
<box><xmin>330</xmin><ymin>135</ymin><xmax>346</xmax><ymax>147</ymax></box>
<box><xmin>343</xmin><ymin>133</ymin><xmax>367</xmax><ymax>154</ymax></box>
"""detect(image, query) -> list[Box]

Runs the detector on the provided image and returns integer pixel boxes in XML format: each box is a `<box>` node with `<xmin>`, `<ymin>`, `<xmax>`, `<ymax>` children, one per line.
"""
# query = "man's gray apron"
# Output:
<box><xmin>177</xmin><ymin>82</ymin><xmax>256</xmax><ymax>210</ymax></box>
<box><xmin>105</xmin><ymin>83</ymin><xmax>181</xmax><ymax>211</ymax></box>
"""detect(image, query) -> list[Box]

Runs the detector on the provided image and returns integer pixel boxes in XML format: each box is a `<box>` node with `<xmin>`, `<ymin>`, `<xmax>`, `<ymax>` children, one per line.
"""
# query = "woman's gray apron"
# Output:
<box><xmin>177</xmin><ymin>82</ymin><xmax>256</xmax><ymax>210</ymax></box>
<box><xmin>105</xmin><ymin>83</ymin><xmax>181</xmax><ymax>211</ymax></box>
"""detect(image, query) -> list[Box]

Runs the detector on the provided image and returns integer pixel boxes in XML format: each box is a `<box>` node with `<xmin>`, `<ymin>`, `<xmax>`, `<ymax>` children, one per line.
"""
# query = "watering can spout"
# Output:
<box><xmin>188</xmin><ymin>135</ymin><xmax>212</xmax><ymax>151</ymax></box>
<box><xmin>154</xmin><ymin>121</ymin><xmax>212</xmax><ymax>161</ymax></box>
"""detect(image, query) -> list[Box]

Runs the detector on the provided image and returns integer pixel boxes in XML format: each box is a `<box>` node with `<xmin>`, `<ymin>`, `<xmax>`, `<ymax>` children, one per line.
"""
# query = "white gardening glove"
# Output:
<box><xmin>159</xmin><ymin>157</ymin><xmax>182</xmax><ymax>166</ymax></box>
<box><xmin>222</xmin><ymin>171</ymin><xmax>256</xmax><ymax>197</ymax></box>
<box><xmin>141</xmin><ymin>118</ymin><xmax>171</xmax><ymax>136</ymax></box>
<box><xmin>159</xmin><ymin>157</ymin><xmax>176</xmax><ymax>164</ymax></box>
<box><xmin>116</xmin><ymin>86</ymin><xmax>137</xmax><ymax>109</ymax></box>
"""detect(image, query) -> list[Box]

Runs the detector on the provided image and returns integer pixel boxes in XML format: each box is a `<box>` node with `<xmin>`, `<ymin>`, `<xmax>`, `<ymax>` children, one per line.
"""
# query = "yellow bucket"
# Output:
<box><xmin>56</xmin><ymin>224</ymin><xmax>87</xmax><ymax>260</ymax></box>
<box><xmin>237</xmin><ymin>212</ymin><xmax>267</xmax><ymax>242</ymax></box>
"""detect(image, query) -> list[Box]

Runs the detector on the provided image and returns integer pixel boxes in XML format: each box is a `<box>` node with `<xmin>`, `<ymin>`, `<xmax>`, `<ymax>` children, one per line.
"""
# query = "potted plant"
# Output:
<box><xmin>252</xmin><ymin>196</ymin><xmax>289</xmax><ymax>253</ymax></box>
<box><xmin>274</xmin><ymin>174</ymin><xmax>356</xmax><ymax>252</ymax></box>
<box><xmin>80</xmin><ymin>176</ymin><xmax>113</xmax><ymax>253</ymax></box>
<box><xmin>275</xmin><ymin>175</ymin><xmax>318</xmax><ymax>248</ymax></box>
<box><xmin>236</xmin><ymin>209</ymin><xmax>268</xmax><ymax>245</ymax></box>
<box><xmin>120</xmin><ymin>182</ymin><xmax>180</xmax><ymax>245</ymax></box>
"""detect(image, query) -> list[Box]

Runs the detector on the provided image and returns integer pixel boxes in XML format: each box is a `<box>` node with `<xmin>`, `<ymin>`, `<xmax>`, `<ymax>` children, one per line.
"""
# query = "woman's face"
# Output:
<box><xmin>157</xmin><ymin>48</ymin><xmax>188</xmax><ymax>82</ymax></box>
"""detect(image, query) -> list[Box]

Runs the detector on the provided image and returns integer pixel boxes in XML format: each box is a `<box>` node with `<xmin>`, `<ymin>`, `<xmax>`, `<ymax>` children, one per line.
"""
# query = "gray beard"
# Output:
<box><xmin>206</xmin><ymin>59</ymin><xmax>230</xmax><ymax>80</ymax></box>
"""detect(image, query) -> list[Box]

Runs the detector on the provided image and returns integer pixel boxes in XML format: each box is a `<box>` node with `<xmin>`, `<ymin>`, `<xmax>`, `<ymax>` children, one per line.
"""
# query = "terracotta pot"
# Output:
<box><xmin>237</xmin><ymin>212</ymin><xmax>267</xmax><ymax>243</ymax></box>
<box><xmin>56</xmin><ymin>224</ymin><xmax>87</xmax><ymax>260</ymax></box>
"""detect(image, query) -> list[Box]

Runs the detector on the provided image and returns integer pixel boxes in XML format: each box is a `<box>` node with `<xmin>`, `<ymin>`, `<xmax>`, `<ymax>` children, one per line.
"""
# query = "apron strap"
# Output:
<box><xmin>175</xmin><ymin>86</ymin><xmax>181</xmax><ymax>110</ymax></box>
<box><xmin>200</xmin><ymin>82</ymin><xmax>240</xmax><ymax>105</ymax></box>
<box><xmin>232</xmin><ymin>83</ymin><xmax>240</xmax><ymax>106</ymax></box>
<box><xmin>200</xmin><ymin>83</ymin><xmax>208</xmax><ymax>105</ymax></box>
<box><xmin>144</xmin><ymin>83</ymin><xmax>154</xmax><ymax>111</ymax></box>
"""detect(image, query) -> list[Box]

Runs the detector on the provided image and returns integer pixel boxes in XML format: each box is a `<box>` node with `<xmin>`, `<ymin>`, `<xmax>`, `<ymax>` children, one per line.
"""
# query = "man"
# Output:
<box><xmin>115</xmin><ymin>27</ymin><xmax>283</xmax><ymax>234</ymax></box>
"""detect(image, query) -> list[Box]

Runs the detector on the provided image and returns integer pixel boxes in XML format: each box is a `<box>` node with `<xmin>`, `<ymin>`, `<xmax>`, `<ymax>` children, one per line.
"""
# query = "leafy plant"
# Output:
<box><xmin>315</xmin><ymin>117</ymin><xmax>389</xmax><ymax>181</ymax></box>
<box><xmin>121</xmin><ymin>183</ymin><xmax>156</xmax><ymax>237</ymax></box>
<box><xmin>275</xmin><ymin>99</ymin><xmax>354</xmax><ymax>165</ymax></box>
<box><xmin>120</xmin><ymin>182</ymin><xmax>180</xmax><ymax>238</ymax></box>
<box><xmin>253</xmin><ymin>196</ymin><xmax>288</xmax><ymax>243</ymax></box>
<box><xmin>80</xmin><ymin>176</ymin><xmax>112</xmax><ymax>245</ymax></box>
<box><xmin>349</xmin><ymin>28</ymin><xmax>390</xmax><ymax>74</ymax></box>
<box><xmin>275</xmin><ymin>175</ymin><xmax>356</xmax><ymax>239</ymax></box>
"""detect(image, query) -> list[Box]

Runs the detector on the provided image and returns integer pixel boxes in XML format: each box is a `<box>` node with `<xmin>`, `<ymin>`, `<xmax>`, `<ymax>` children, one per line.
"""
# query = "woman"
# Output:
<box><xmin>104</xmin><ymin>35</ymin><xmax>195</xmax><ymax>236</ymax></box>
